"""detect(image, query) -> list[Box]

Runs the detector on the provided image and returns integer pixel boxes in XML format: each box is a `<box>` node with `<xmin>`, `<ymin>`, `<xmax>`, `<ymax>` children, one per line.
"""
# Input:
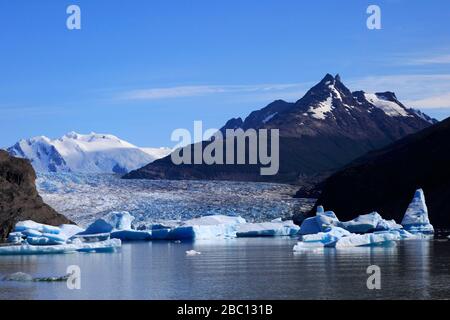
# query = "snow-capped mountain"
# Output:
<box><xmin>7</xmin><ymin>132</ymin><xmax>171</xmax><ymax>174</ymax></box>
<box><xmin>125</xmin><ymin>74</ymin><xmax>437</xmax><ymax>183</ymax></box>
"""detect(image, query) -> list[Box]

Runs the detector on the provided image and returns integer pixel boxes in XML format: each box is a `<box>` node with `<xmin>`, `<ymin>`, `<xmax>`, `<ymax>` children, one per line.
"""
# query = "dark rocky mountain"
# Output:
<box><xmin>307</xmin><ymin>117</ymin><xmax>450</xmax><ymax>229</ymax></box>
<box><xmin>0</xmin><ymin>150</ymin><xmax>73</xmax><ymax>241</ymax></box>
<box><xmin>124</xmin><ymin>74</ymin><xmax>435</xmax><ymax>183</ymax></box>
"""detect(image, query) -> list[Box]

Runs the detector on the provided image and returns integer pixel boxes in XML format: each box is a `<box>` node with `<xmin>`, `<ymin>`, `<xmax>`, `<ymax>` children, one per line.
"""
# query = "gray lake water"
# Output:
<box><xmin>1</xmin><ymin>238</ymin><xmax>450</xmax><ymax>300</ymax></box>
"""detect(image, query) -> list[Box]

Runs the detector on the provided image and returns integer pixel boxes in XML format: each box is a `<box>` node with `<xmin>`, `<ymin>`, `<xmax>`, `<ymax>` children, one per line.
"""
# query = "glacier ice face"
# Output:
<box><xmin>236</xmin><ymin>220</ymin><xmax>299</xmax><ymax>237</ymax></box>
<box><xmin>401</xmin><ymin>189</ymin><xmax>434</xmax><ymax>234</ymax></box>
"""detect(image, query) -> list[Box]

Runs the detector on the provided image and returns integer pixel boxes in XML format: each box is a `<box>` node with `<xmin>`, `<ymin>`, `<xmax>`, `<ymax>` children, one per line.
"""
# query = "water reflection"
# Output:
<box><xmin>0</xmin><ymin>238</ymin><xmax>446</xmax><ymax>300</ymax></box>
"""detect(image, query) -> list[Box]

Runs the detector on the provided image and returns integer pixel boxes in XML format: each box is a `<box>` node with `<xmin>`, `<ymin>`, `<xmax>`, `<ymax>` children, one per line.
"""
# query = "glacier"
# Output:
<box><xmin>36</xmin><ymin>173</ymin><xmax>313</xmax><ymax>227</ymax></box>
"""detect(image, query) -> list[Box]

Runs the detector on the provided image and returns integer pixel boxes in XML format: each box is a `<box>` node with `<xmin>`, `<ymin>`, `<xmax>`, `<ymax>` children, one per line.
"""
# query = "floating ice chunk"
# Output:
<box><xmin>299</xmin><ymin>210</ymin><xmax>341</xmax><ymax>235</ymax></box>
<box><xmin>295</xmin><ymin>227</ymin><xmax>351</xmax><ymax>250</ymax></box>
<box><xmin>335</xmin><ymin>231</ymin><xmax>400</xmax><ymax>248</ymax></box>
<box><xmin>74</xmin><ymin>239</ymin><xmax>122</xmax><ymax>253</ymax></box>
<box><xmin>9</xmin><ymin>221</ymin><xmax>85</xmax><ymax>245</ymax></box>
<box><xmin>341</xmin><ymin>212</ymin><xmax>383</xmax><ymax>233</ymax></box>
<box><xmin>21</xmin><ymin>229</ymin><xmax>43</xmax><ymax>237</ymax></box>
<box><xmin>105</xmin><ymin>211</ymin><xmax>135</xmax><ymax>230</ymax></box>
<box><xmin>2</xmin><ymin>272</ymin><xmax>33</xmax><ymax>282</ymax></box>
<box><xmin>375</xmin><ymin>219</ymin><xmax>403</xmax><ymax>231</ymax></box>
<box><xmin>14</xmin><ymin>220</ymin><xmax>61</xmax><ymax>235</ymax></box>
<box><xmin>236</xmin><ymin>220</ymin><xmax>299</xmax><ymax>237</ymax></box>
<box><xmin>151</xmin><ymin>228</ymin><xmax>171</xmax><ymax>240</ymax></box>
<box><xmin>401</xmin><ymin>189</ymin><xmax>434</xmax><ymax>234</ymax></box>
<box><xmin>167</xmin><ymin>215</ymin><xmax>246</xmax><ymax>240</ymax></box>
<box><xmin>78</xmin><ymin>219</ymin><xmax>114</xmax><ymax>235</ymax></box>
<box><xmin>111</xmin><ymin>230</ymin><xmax>152</xmax><ymax>241</ymax></box>
<box><xmin>78</xmin><ymin>211</ymin><xmax>136</xmax><ymax>236</ymax></box>
<box><xmin>186</xmin><ymin>250</ymin><xmax>201</xmax><ymax>256</ymax></box>
<box><xmin>26</xmin><ymin>233</ymin><xmax>66</xmax><ymax>245</ymax></box>
<box><xmin>0</xmin><ymin>239</ymin><xmax>121</xmax><ymax>255</ymax></box>
<box><xmin>7</xmin><ymin>233</ymin><xmax>23</xmax><ymax>244</ymax></box>
<box><xmin>59</xmin><ymin>224</ymin><xmax>85</xmax><ymax>239</ymax></box>
<box><xmin>293</xmin><ymin>242</ymin><xmax>325</xmax><ymax>251</ymax></box>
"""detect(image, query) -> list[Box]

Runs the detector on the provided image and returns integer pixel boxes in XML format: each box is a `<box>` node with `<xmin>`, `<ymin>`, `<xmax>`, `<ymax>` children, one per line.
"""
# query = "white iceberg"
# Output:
<box><xmin>401</xmin><ymin>189</ymin><xmax>434</xmax><ymax>234</ymax></box>
<box><xmin>166</xmin><ymin>215</ymin><xmax>246</xmax><ymax>240</ymax></box>
<box><xmin>186</xmin><ymin>250</ymin><xmax>201</xmax><ymax>256</ymax></box>
<box><xmin>0</xmin><ymin>239</ymin><xmax>121</xmax><ymax>255</ymax></box>
<box><xmin>341</xmin><ymin>212</ymin><xmax>404</xmax><ymax>233</ymax></box>
<box><xmin>236</xmin><ymin>219</ymin><xmax>299</xmax><ymax>237</ymax></box>
<box><xmin>9</xmin><ymin>221</ymin><xmax>85</xmax><ymax>245</ymax></box>
<box><xmin>14</xmin><ymin>220</ymin><xmax>61</xmax><ymax>235</ymax></box>
<box><xmin>78</xmin><ymin>211</ymin><xmax>152</xmax><ymax>241</ymax></box>
<box><xmin>294</xmin><ymin>227</ymin><xmax>350</xmax><ymax>251</ymax></box>
<box><xmin>334</xmin><ymin>231</ymin><xmax>400</xmax><ymax>248</ymax></box>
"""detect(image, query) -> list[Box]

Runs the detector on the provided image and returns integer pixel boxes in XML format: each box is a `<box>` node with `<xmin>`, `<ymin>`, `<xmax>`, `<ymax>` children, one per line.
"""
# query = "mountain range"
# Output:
<box><xmin>7</xmin><ymin>132</ymin><xmax>171</xmax><ymax>174</ymax></box>
<box><xmin>124</xmin><ymin>74</ymin><xmax>436</xmax><ymax>183</ymax></box>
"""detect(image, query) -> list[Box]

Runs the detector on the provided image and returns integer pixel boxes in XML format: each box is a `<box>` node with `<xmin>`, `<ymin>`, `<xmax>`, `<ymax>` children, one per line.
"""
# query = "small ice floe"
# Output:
<box><xmin>186</xmin><ymin>250</ymin><xmax>201</xmax><ymax>256</ymax></box>
<box><xmin>0</xmin><ymin>239</ymin><xmax>121</xmax><ymax>255</ymax></box>
<box><xmin>2</xmin><ymin>272</ymin><xmax>70</xmax><ymax>282</ymax></box>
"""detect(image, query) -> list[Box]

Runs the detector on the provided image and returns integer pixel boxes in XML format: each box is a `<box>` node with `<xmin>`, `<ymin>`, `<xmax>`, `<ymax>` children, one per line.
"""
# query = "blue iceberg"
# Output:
<box><xmin>166</xmin><ymin>215</ymin><xmax>246</xmax><ymax>240</ymax></box>
<box><xmin>299</xmin><ymin>207</ymin><xmax>341</xmax><ymax>235</ymax></box>
<box><xmin>236</xmin><ymin>219</ymin><xmax>299</xmax><ymax>237</ymax></box>
<box><xmin>401</xmin><ymin>189</ymin><xmax>434</xmax><ymax>234</ymax></box>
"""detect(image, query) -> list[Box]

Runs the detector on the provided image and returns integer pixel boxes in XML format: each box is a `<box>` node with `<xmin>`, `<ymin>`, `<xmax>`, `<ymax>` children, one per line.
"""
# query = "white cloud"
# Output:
<box><xmin>120</xmin><ymin>83</ymin><xmax>308</xmax><ymax>101</ymax></box>
<box><xmin>118</xmin><ymin>74</ymin><xmax>450</xmax><ymax>111</ymax></box>
<box><xmin>404</xmin><ymin>54</ymin><xmax>450</xmax><ymax>66</ymax></box>
<box><xmin>348</xmin><ymin>74</ymin><xmax>450</xmax><ymax>109</ymax></box>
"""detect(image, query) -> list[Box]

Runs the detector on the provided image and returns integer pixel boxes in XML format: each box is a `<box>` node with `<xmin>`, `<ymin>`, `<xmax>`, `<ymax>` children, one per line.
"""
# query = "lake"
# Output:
<box><xmin>1</xmin><ymin>238</ymin><xmax>449</xmax><ymax>300</ymax></box>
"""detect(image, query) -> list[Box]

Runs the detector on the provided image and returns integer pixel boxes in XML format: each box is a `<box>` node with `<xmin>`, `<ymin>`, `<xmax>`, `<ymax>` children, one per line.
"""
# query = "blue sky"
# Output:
<box><xmin>1</xmin><ymin>0</ymin><xmax>450</xmax><ymax>148</ymax></box>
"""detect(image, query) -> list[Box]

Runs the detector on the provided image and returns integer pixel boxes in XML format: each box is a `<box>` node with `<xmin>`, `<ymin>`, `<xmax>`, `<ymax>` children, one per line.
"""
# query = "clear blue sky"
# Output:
<box><xmin>1</xmin><ymin>0</ymin><xmax>450</xmax><ymax>148</ymax></box>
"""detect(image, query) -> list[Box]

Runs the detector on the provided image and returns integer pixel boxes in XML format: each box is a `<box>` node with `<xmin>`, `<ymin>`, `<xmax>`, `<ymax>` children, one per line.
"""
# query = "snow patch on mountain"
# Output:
<box><xmin>262</xmin><ymin>112</ymin><xmax>278</xmax><ymax>124</ymax></box>
<box><xmin>308</xmin><ymin>96</ymin><xmax>333</xmax><ymax>120</ymax></box>
<box><xmin>8</xmin><ymin>132</ymin><xmax>170</xmax><ymax>174</ymax></box>
<box><xmin>364</xmin><ymin>93</ymin><xmax>411</xmax><ymax>117</ymax></box>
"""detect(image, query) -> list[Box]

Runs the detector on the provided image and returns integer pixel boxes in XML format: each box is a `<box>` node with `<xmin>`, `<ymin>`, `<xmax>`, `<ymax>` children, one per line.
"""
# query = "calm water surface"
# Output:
<box><xmin>0</xmin><ymin>238</ymin><xmax>449</xmax><ymax>300</ymax></box>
